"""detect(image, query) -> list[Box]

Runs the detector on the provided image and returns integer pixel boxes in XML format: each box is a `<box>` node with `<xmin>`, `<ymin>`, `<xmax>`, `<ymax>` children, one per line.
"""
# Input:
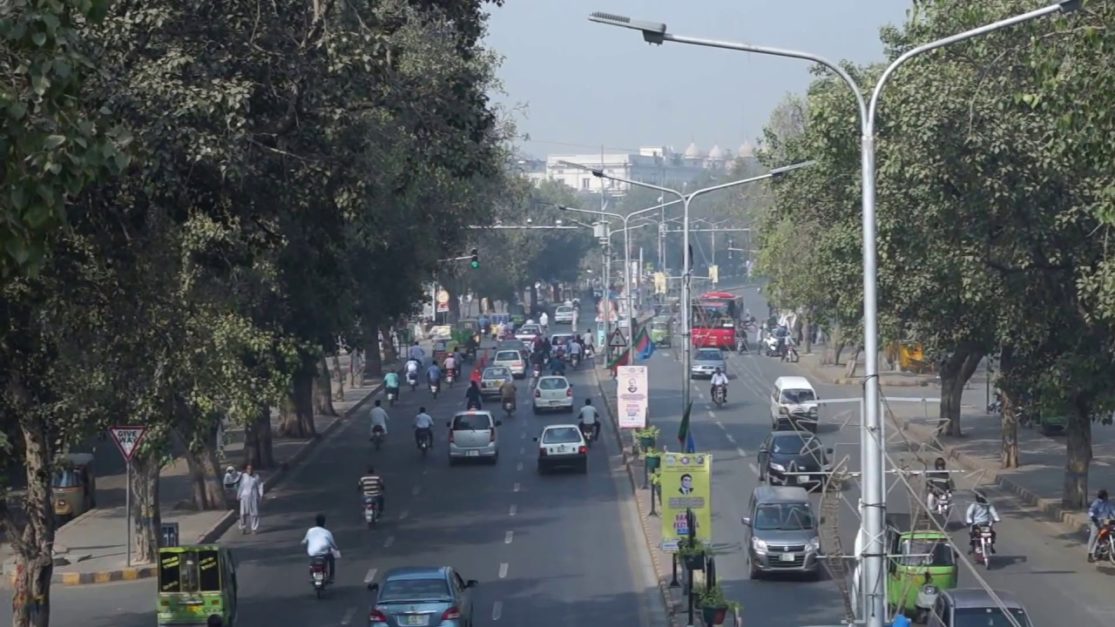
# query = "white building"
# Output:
<box><xmin>539</xmin><ymin>143</ymin><xmax>755</xmax><ymax>195</ymax></box>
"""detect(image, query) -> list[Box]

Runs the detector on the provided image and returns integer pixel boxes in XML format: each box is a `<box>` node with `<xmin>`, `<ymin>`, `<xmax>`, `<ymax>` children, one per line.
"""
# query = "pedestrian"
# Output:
<box><xmin>236</xmin><ymin>463</ymin><xmax>264</xmax><ymax>533</ymax></box>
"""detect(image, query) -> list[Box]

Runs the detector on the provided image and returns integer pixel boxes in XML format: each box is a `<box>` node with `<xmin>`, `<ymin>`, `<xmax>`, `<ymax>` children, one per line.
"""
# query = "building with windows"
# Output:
<box><xmin>534</xmin><ymin>142</ymin><xmax>756</xmax><ymax>195</ymax></box>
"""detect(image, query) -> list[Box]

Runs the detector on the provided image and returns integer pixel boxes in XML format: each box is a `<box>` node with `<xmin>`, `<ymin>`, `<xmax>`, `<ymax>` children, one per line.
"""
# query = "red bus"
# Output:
<box><xmin>691</xmin><ymin>291</ymin><xmax>742</xmax><ymax>349</ymax></box>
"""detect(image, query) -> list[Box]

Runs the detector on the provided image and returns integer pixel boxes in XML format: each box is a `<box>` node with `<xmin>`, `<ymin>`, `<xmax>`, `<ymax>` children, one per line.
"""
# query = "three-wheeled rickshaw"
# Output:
<box><xmin>649</xmin><ymin>316</ymin><xmax>673</xmax><ymax>347</ymax></box>
<box><xmin>157</xmin><ymin>544</ymin><xmax>238</xmax><ymax>626</ymax></box>
<box><xmin>886</xmin><ymin>528</ymin><xmax>957</xmax><ymax>622</ymax></box>
<box><xmin>53</xmin><ymin>452</ymin><xmax>96</xmax><ymax>523</ymax></box>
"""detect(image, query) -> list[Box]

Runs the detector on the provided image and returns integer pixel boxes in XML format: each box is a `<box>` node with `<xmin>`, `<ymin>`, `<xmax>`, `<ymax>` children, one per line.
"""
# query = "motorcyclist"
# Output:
<box><xmin>548</xmin><ymin>352</ymin><xmax>566</xmax><ymax>376</ymax></box>
<box><xmin>578</xmin><ymin>398</ymin><xmax>600</xmax><ymax>441</ymax></box>
<box><xmin>426</xmin><ymin>362</ymin><xmax>442</xmax><ymax>389</ymax></box>
<box><xmin>404</xmin><ymin>358</ymin><xmax>421</xmax><ymax>386</ymax></box>
<box><xmin>965</xmin><ymin>492</ymin><xmax>1000</xmax><ymax>553</ymax></box>
<box><xmin>499</xmin><ymin>379</ymin><xmax>517</xmax><ymax>410</ymax></box>
<box><xmin>413</xmin><ymin>407</ymin><xmax>434</xmax><ymax>448</ymax></box>
<box><xmin>358</xmin><ymin>465</ymin><xmax>386</xmax><ymax>514</ymax></box>
<box><xmin>369</xmin><ymin>399</ymin><xmax>389</xmax><ymax>439</ymax></box>
<box><xmin>568</xmin><ymin>337</ymin><xmax>583</xmax><ymax>366</ymax></box>
<box><xmin>464</xmin><ymin>335</ymin><xmax>478</xmax><ymax>361</ymax></box>
<box><xmin>925</xmin><ymin>457</ymin><xmax>953</xmax><ymax>513</ymax></box>
<box><xmin>443</xmin><ymin>353</ymin><xmax>457</xmax><ymax>381</ymax></box>
<box><xmin>383</xmin><ymin>370</ymin><xmax>400</xmax><ymax>399</ymax></box>
<box><xmin>1087</xmin><ymin>488</ymin><xmax>1115</xmax><ymax>562</ymax></box>
<box><xmin>540</xmin><ymin>311</ymin><xmax>549</xmax><ymax>331</ymax></box>
<box><xmin>465</xmin><ymin>381</ymin><xmax>483</xmax><ymax>409</ymax></box>
<box><xmin>584</xmin><ymin>329</ymin><xmax>596</xmax><ymax>358</ymax></box>
<box><xmin>301</xmin><ymin>513</ymin><xmax>339</xmax><ymax>582</ymax></box>
<box><xmin>710</xmin><ymin>368</ymin><xmax>729</xmax><ymax>401</ymax></box>
<box><xmin>407</xmin><ymin>341</ymin><xmax>425</xmax><ymax>365</ymax></box>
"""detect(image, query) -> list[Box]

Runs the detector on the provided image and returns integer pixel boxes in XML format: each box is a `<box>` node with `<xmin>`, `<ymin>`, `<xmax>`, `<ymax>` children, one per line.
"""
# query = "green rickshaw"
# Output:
<box><xmin>157</xmin><ymin>545</ymin><xmax>238</xmax><ymax>626</ymax></box>
<box><xmin>886</xmin><ymin>529</ymin><xmax>957</xmax><ymax>622</ymax></box>
<box><xmin>649</xmin><ymin>316</ymin><xmax>673</xmax><ymax>347</ymax></box>
<box><xmin>452</xmin><ymin>319</ymin><xmax>480</xmax><ymax>347</ymax></box>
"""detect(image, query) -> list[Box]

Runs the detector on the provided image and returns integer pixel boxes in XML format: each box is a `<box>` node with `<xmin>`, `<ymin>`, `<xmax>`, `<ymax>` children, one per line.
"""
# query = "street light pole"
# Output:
<box><xmin>587</xmin><ymin>4</ymin><xmax>1078</xmax><ymax>623</ymax></box>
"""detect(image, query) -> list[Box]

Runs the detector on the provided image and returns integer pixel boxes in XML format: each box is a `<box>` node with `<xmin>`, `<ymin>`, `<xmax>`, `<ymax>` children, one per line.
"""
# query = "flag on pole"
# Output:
<box><xmin>635</xmin><ymin>325</ymin><xmax>654</xmax><ymax>361</ymax></box>
<box><xmin>677</xmin><ymin>401</ymin><xmax>695</xmax><ymax>452</ymax></box>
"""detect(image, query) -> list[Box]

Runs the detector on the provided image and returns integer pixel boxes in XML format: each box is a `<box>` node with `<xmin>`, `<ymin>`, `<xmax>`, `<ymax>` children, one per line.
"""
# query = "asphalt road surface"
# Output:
<box><xmin>21</xmin><ymin>329</ymin><xmax>666</xmax><ymax>627</ymax></box>
<box><xmin>645</xmin><ymin>285</ymin><xmax>1115</xmax><ymax>626</ymax></box>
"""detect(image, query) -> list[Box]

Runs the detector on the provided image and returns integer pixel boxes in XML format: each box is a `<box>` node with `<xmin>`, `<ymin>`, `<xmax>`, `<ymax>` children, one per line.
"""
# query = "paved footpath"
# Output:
<box><xmin>2</xmin><ymin>355</ymin><xmax>386</xmax><ymax>586</ymax></box>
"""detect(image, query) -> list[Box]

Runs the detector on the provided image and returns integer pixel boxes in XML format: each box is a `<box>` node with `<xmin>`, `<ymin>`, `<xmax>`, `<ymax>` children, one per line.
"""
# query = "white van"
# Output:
<box><xmin>769</xmin><ymin>376</ymin><xmax>820</xmax><ymax>432</ymax></box>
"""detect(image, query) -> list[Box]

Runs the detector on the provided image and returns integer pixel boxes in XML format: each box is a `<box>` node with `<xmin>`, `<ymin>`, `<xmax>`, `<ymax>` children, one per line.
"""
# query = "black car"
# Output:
<box><xmin>758</xmin><ymin>431</ymin><xmax>833</xmax><ymax>489</ymax></box>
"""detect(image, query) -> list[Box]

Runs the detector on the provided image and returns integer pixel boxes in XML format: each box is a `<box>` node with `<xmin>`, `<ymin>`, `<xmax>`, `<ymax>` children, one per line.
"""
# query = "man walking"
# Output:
<box><xmin>237</xmin><ymin>463</ymin><xmax>264</xmax><ymax>533</ymax></box>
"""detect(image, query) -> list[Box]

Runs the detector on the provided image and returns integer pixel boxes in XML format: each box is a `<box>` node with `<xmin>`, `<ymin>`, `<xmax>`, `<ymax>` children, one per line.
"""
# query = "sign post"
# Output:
<box><xmin>109</xmin><ymin>425</ymin><xmax>148</xmax><ymax>567</ymax></box>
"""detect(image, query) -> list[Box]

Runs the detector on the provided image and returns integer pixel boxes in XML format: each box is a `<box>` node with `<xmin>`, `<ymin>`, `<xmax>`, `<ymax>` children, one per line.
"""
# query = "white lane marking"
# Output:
<box><xmin>492</xmin><ymin>601</ymin><xmax>504</xmax><ymax>621</ymax></box>
<box><xmin>398</xmin><ymin>509</ymin><xmax>409</xmax><ymax>521</ymax></box>
<box><xmin>505</xmin><ymin>530</ymin><xmax>514</xmax><ymax>544</ymax></box>
<box><xmin>341</xmin><ymin>607</ymin><xmax>356</xmax><ymax>625</ymax></box>
<box><xmin>509</xmin><ymin>504</ymin><xmax>517</xmax><ymax>517</ymax></box>
<box><xmin>748</xmin><ymin>463</ymin><xmax>760</xmax><ymax>476</ymax></box>
<box><xmin>498</xmin><ymin>562</ymin><xmax>509</xmax><ymax>578</ymax></box>
<box><xmin>715</xmin><ymin>420</ymin><xmax>725</xmax><ymax>430</ymax></box>
<box><xmin>363</xmin><ymin>568</ymin><xmax>378</xmax><ymax>584</ymax></box>
<box><xmin>519</xmin><ymin>446</ymin><xmax>525</xmax><ymax>455</ymax></box>
<box><xmin>513</xmin><ymin>482</ymin><xmax>521</xmax><ymax>492</ymax></box>
<box><xmin>384</xmin><ymin>535</ymin><xmax>395</xmax><ymax>548</ymax></box>
<box><xmin>520</xmin><ymin>432</ymin><xmax>526</xmax><ymax>440</ymax></box>
<box><xmin>707</xmin><ymin>410</ymin><xmax>716</xmax><ymax>418</ymax></box>
<box><xmin>421</xmin><ymin>467</ymin><xmax>428</xmax><ymax>476</ymax></box>
<box><xmin>412</xmin><ymin>485</ymin><xmax>421</xmax><ymax>496</ymax></box>
<box><xmin>725</xmin><ymin>434</ymin><xmax>736</xmax><ymax>445</ymax></box>
<box><xmin>737</xmin><ymin>447</ymin><xmax>747</xmax><ymax>458</ymax></box>
<box><xmin>516</xmin><ymin>461</ymin><xmax>523</xmax><ymax>471</ymax></box>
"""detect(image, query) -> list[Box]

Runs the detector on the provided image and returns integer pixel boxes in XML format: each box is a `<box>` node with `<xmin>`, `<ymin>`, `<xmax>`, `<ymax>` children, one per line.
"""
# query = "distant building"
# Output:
<box><xmin>529</xmin><ymin>143</ymin><xmax>756</xmax><ymax>195</ymax></box>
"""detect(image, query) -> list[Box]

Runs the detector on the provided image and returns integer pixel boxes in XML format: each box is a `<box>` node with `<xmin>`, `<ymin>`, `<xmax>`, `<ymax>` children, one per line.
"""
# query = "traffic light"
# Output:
<box><xmin>469</xmin><ymin>248</ymin><xmax>479</xmax><ymax>269</ymax></box>
<box><xmin>728</xmin><ymin>238</ymin><xmax>734</xmax><ymax>260</ymax></box>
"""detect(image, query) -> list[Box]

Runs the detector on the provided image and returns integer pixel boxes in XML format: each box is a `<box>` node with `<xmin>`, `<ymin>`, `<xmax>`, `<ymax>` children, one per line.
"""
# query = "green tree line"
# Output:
<box><xmin>0</xmin><ymin>1</ymin><xmax>514</xmax><ymax>625</ymax></box>
<box><xmin>752</xmin><ymin>0</ymin><xmax>1115</xmax><ymax>510</ymax></box>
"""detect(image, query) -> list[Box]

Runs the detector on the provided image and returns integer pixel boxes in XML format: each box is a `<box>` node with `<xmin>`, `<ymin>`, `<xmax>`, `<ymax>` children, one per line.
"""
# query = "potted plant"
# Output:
<box><xmin>696</xmin><ymin>583</ymin><xmax>739</xmax><ymax>625</ymax></box>
<box><xmin>634</xmin><ymin>425</ymin><xmax>659</xmax><ymax>451</ymax></box>
<box><xmin>677</xmin><ymin>537</ymin><xmax>707</xmax><ymax>571</ymax></box>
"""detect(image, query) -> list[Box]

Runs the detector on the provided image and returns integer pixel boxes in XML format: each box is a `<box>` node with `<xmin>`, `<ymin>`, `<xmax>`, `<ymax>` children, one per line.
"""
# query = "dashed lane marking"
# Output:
<box><xmin>715</xmin><ymin>420</ymin><xmax>725</xmax><ymax>430</ymax></box>
<box><xmin>516</xmin><ymin>462</ymin><xmax>523</xmax><ymax>471</ymax></box>
<box><xmin>737</xmin><ymin>447</ymin><xmax>747</xmax><ymax>458</ymax></box>
<box><xmin>341</xmin><ymin>607</ymin><xmax>356</xmax><ymax>625</ymax></box>
<box><xmin>748</xmin><ymin>463</ymin><xmax>760</xmax><ymax>476</ymax></box>
<box><xmin>492</xmin><ymin>601</ymin><xmax>503</xmax><ymax>621</ymax></box>
<box><xmin>505</xmin><ymin>531</ymin><xmax>514</xmax><ymax>544</ymax></box>
<box><xmin>363</xmin><ymin>568</ymin><xmax>377</xmax><ymax>584</ymax></box>
<box><xmin>513</xmin><ymin>482</ymin><xmax>521</xmax><ymax>493</ymax></box>
<box><xmin>398</xmin><ymin>509</ymin><xmax>409</xmax><ymax>521</ymax></box>
<box><xmin>509</xmin><ymin>504</ymin><xmax>517</xmax><ymax>517</ymax></box>
<box><xmin>725</xmin><ymin>434</ymin><xmax>736</xmax><ymax>444</ymax></box>
<box><xmin>383</xmin><ymin>535</ymin><xmax>395</xmax><ymax>548</ymax></box>
<box><xmin>498</xmin><ymin>562</ymin><xmax>509</xmax><ymax>578</ymax></box>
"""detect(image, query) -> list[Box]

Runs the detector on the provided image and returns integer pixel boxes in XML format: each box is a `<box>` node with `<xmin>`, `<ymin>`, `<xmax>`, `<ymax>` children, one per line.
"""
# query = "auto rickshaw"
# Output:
<box><xmin>452</xmin><ymin>319</ymin><xmax>480</xmax><ymax>347</ymax></box>
<box><xmin>53</xmin><ymin>453</ymin><xmax>96</xmax><ymax>522</ymax></box>
<box><xmin>886</xmin><ymin>529</ymin><xmax>957</xmax><ymax>621</ymax></box>
<box><xmin>650</xmin><ymin>316</ymin><xmax>673</xmax><ymax>347</ymax></box>
<box><xmin>157</xmin><ymin>545</ymin><xmax>238</xmax><ymax>626</ymax></box>
<box><xmin>432</xmin><ymin>338</ymin><xmax>449</xmax><ymax>365</ymax></box>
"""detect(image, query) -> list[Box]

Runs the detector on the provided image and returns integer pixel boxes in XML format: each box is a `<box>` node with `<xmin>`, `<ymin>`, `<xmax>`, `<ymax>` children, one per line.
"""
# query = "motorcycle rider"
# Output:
<box><xmin>499</xmin><ymin>378</ymin><xmax>517</xmax><ymax>411</ymax></box>
<box><xmin>384</xmin><ymin>369</ymin><xmax>400</xmax><ymax>399</ymax></box>
<box><xmin>965</xmin><ymin>492</ymin><xmax>1001</xmax><ymax>553</ymax></box>
<box><xmin>583</xmin><ymin>329</ymin><xmax>596</xmax><ymax>358</ymax></box>
<box><xmin>548</xmin><ymin>352</ymin><xmax>566</xmax><ymax>376</ymax></box>
<box><xmin>404</xmin><ymin>357</ymin><xmax>421</xmax><ymax>387</ymax></box>
<box><xmin>413</xmin><ymin>407</ymin><xmax>434</xmax><ymax>448</ymax></box>
<box><xmin>369</xmin><ymin>399</ymin><xmax>389</xmax><ymax>439</ymax></box>
<box><xmin>358</xmin><ymin>465</ymin><xmax>386</xmax><ymax>515</ymax></box>
<box><xmin>443</xmin><ymin>353</ymin><xmax>457</xmax><ymax>381</ymax></box>
<box><xmin>578</xmin><ymin>398</ymin><xmax>600</xmax><ymax>441</ymax></box>
<box><xmin>710</xmin><ymin>368</ymin><xmax>729</xmax><ymax>402</ymax></box>
<box><xmin>465</xmin><ymin>381</ymin><xmax>483</xmax><ymax>409</ymax></box>
<box><xmin>925</xmin><ymin>457</ymin><xmax>954</xmax><ymax>513</ymax></box>
<box><xmin>426</xmin><ymin>362</ymin><xmax>442</xmax><ymax>391</ymax></box>
<box><xmin>407</xmin><ymin>341</ymin><xmax>426</xmax><ymax>365</ymax></box>
<box><xmin>301</xmin><ymin>513</ymin><xmax>339</xmax><ymax>582</ymax></box>
<box><xmin>1087</xmin><ymin>488</ymin><xmax>1115</xmax><ymax>562</ymax></box>
<box><xmin>568</xmin><ymin>335</ymin><xmax>583</xmax><ymax>366</ymax></box>
<box><xmin>540</xmin><ymin>311</ymin><xmax>549</xmax><ymax>331</ymax></box>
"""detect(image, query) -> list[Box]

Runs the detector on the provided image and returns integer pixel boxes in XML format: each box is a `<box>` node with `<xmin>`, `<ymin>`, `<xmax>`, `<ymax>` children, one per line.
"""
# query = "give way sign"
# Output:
<box><xmin>109</xmin><ymin>425</ymin><xmax>148</xmax><ymax>462</ymax></box>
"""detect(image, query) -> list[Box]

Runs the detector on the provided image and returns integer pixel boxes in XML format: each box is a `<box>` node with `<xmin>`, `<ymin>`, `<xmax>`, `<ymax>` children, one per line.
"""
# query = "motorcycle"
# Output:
<box><xmin>446</xmin><ymin>370</ymin><xmax>456</xmax><ymax>386</ymax></box>
<box><xmin>972</xmin><ymin>525</ymin><xmax>994</xmax><ymax>569</ymax></box>
<box><xmin>1092</xmin><ymin>519</ymin><xmax>1115</xmax><ymax>564</ymax></box>
<box><xmin>570</xmin><ymin>352</ymin><xmax>581</xmax><ymax>368</ymax></box>
<box><xmin>416</xmin><ymin>428</ymin><xmax>433</xmax><ymax>457</ymax></box>
<box><xmin>531</xmin><ymin>366</ymin><xmax>541</xmax><ymax>381</ymax></box>
<box><xmin>362</xmin><ymin>496</ymin><xmax>380</xmax><ymax>528</ymax></box>
<box><xmin>386</xmin><ymin>387</ymin><xmax>398</xmax><ymax>407</ymax></box>
<box><xmin>309</xmin><ymin>556</ymin><xmax>330</xmax><ymax>598</ymax></box>
<box><xmin>370</xmin><ymin>425</ymin><xmax>385</xmax><ymax>451</ymax></box>
<box><xmin>429</xmin><ymin>381</ymin><xmax>440</xmax><ymax>399</ymax></box>
<box><xmin>712</xmin><ymin>384</ymin><xmax>726</xmax><ymax>407</ymax></box>
<box><xmin>407</xmin><ymin>371</ymin><xmax>418</xmax><ymax>391</ymax></box>
<box><xmin>580</xmin><ymin>421</ymin><xmax>595</xmax><ymax>446</ymax></box>
<box><xmin>779</xmin><ymin>338</ymin><xmax>800</xmax><ymax>363</ymax></box>
<box><xmin>763</xmin><ymin>335</ymin><xmax>781</xmax><ymax>357</ymax></box>
<box><xmin>503</xmin><ymin>399</ymin><xmax>515</xmax><ymax>419</ymax></box>
<box><xmin>929</xmin><ymin>487</ymin><xmax>952</xmax><ymax>521</ymax></box>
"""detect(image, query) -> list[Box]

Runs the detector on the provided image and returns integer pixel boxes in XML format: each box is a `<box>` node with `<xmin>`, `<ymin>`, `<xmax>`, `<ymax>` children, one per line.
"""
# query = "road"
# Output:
<box><xmin>18</xmin><ymin>329</ymin><xmax>666</xmax><ymax>627</ymax></box>
<box><xmin>643</xmin><ymin>285</ymin><xmax>1115</xmax><ymax>625</ymax></box>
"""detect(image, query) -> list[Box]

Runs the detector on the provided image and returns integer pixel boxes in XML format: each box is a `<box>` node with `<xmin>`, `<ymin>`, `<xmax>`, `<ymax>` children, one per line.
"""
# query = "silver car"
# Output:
<box><xmin>742</xmin><ymin>486</ymin><xmax>822</xmax><ymax>579</ymax></box>
<box><xmin>447</xmin><ymin>410</ymin><xmax>500</xmax><ymax>465</ymax></box>
<box><xmin>368</xmin><ymin>566</ymin><xmax>478</xmax><ymax>627</ymax></box>
<box><xmin>492</xmin><ymin>349</ymin><xmax>526</xmax><ymax>379</ymax></box>
<box><xmin>690</xmin><ymin>347</ymin><xmax>727</xmax><ymax>379</ymax></box>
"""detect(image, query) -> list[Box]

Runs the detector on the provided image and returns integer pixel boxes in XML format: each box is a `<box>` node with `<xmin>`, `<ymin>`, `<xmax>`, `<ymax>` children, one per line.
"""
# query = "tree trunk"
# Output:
<box><xmin>314</xmin><ymin>356</ymin><xmax>337</xmax><ymax>415</ymax></box>
<box><xmin>1063</xmin><ymin>398</ymin><xmax>1093</xmax><ymax>510</ymax></box>
<box><xmin>802</xmin><ymin>315</ymin><xmax>813</xmax><ymax>354</ymax></box>
<box><xmin>831</xmin><ymin>340</ymin><xmax>847</xmax><ymax>366</ymax></box>
<box><xmin>176</xmin><ymin>425</ymin><xmax>227</xmax><ymax>511</ymax></box>
<box><xmin>361</xmin><ymin>313</ymin><xmax>383</xmax><ymax>379</ymax></box>
<box><xmin>1000</xmin><ymin>392</ymin><xmax>1020</xmax><ymax>469</ymax></box>
<box><xmin>277</xmin><ymin>359</ymin><xmax>316</xmax><ymax>438</ymax></box>
<box><xmin>332</xmin><ymin>354</ymin><xmax>345</xmax><ymax>401</ymax></box>
<box><xmin>242</xmin><ymin>406</ymin><xmax>275</xmax><ymax>468</ymax></box>
<box><xmin>844</xmin><ymin>346</ymin><xmax>863</xmax><ymax>378</ymax></box>
<box><xmin>529</xmin><ymin>283</ymin><xmax>538</xmax><ymax>316</ymax></box>
<box><xmin>937</xmin><ymin>348</ymin><xmax>978</xmax><ymax>437</ymax></box>
<box><xmin>129</xmin><ymin>452</ymin><xmax>162</xmax><ymax>564</ymax></box>
<box><xmin>276</xmin><ymin>389</ymin><xmax>304</xmax><ymax>438</ymax></box>
<box><xmin>380</xmin><ymin>324</ymin><xmax>397</xmax><ymax>364</ymax></box>
<box><xmin>6</xmin><ymin>403</ymin><xmax>56</xmax><ymax>627</ymax></box>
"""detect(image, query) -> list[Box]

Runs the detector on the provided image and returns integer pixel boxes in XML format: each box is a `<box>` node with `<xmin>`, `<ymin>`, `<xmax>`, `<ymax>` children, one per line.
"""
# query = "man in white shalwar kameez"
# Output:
<box><xmin>237</xmin><ymin>464</ymin><xmax>264</xmax><ymax>533</ymax></box>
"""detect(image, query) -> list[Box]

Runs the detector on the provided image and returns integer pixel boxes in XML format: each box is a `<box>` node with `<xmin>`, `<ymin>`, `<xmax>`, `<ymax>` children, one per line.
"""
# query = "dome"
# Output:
<box><xmin>683</xmin><ymin>141</ymin><xmax>702</xmax><ymax>159</ymax></box>
<box><xmin>707</xmin><ymin>144</ymin><xmax>725</xmax><ymax>160</ymax></box>
<box><xmin>736</xmin><ymin>142</ymin><xmax>755</xmax><ymax>158</ymax></box>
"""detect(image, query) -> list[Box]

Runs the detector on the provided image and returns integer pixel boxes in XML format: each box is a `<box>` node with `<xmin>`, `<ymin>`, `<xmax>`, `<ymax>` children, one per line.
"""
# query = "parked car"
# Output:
<box><xmin>447</xmin><ymin>410</ymin><xmax>500</xmax><ymax>465</ymax></box>
<box><xmin>690</xmin><ymin>348</ymin><xmax>726</xmax><ymax>379</ymax></box>
<box><xmin>532</xmin><ymin>375</ymin><xmax>573</xmax><ymax>414</ymax></box>
<box><xmin>535</xmin><ymin>424</ymin><xmax>588</xmax><ymax>474</ymax></box>
<box><xmin>367</xmin><ymin>566</ymin><xmax>479</xmax><ymax>627</ymax></box>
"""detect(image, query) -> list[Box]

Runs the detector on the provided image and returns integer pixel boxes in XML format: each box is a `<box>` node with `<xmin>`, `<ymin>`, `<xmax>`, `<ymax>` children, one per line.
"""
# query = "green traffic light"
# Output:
<box><xmin>470</xmin><ymin>260</ymin><xmax>480</xmax><ymax>269</ymax></box>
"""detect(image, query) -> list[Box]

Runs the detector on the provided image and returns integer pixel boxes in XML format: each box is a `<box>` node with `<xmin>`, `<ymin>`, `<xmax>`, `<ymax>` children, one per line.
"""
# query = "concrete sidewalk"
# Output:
<box><xmin>797</xmin><ymin>349</ymin><xmax>935</xmax><ymax>388</ymax></box>
<box><xmin>2</xmin><ymin>364</ymin><xmax>387</xmax><ymax>586</ymax></box>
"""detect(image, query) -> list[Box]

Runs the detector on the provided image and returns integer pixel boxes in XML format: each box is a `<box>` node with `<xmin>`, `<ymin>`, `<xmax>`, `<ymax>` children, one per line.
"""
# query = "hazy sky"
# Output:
<box><xmin>484</xmin><ymin>1</ymin><xmax>912</xmax><ymax>158</ymax></box>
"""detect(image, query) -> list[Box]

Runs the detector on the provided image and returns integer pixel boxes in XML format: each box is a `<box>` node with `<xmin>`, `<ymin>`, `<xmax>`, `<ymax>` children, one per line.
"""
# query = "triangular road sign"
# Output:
<box><xmin>109</xmin><ymin>425</ymin><xmax>148</xmax><ymax>462</ymax></box>
<box><xmin>608</xmin><ymin>329</ymin><xmax>628</xmax><ymax>348</ymax></box>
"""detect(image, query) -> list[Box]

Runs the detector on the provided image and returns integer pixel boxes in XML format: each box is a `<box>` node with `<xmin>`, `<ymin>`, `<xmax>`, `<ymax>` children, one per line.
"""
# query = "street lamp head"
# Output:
<box><xmin>557</xmin><ymin>160</ymin><xmax>605</xmax><ymax>178</ymax></box>
<box><xmin>770</xmin><ymin>160</ymin><xmax>816</xmax><ymax>177</ymax></box>
<box><xmin>588</xmin><ymin>12</ymin><xmax>667</xmax><ymax>45</ymax></box>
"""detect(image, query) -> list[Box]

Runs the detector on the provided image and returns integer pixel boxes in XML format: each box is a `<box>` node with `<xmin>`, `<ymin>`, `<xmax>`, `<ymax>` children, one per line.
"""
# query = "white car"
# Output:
<box><xmin>532</xmin><ymin>375</ymin><xmax>573</xmax><ymax>414</ymax></box>
<box><xmin>553</xmin><ymin>305</ymin><xmax>575</xmax><ymax>324</ymax></box>
<box><xmin>535</xmin><ymin>424</ymin><xmax>588</xmax><ymax>474</ymax></box>
<box><xmin>515</xmin><ymin>323</ymin><xmax>542</xmax><ymax>346</ymax></box>
<box><xmin>492</xmin><ymin>349</ymin><xmax>527</xmax><ymax>378</ymax></box>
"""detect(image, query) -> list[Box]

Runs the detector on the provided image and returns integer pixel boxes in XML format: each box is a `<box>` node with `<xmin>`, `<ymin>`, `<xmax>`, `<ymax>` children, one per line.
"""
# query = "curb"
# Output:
<box><xmin>888</xmin><ymin>411</ymin><xmax>1091</xmax><ymax>539</ymax></box>
<box><xmin>799</xmin><ymin>355</ymin><xmax>932</xmax><ymax>388</ymax></box>
<box><xmin>23</xmin><ymin>382</ymin><xmax>385</xmax><ymax>587</ymax></box>
<box><xmin>592</xmin><ymin>365</ymin><xmax>684</xmax><ymax>627</ymax></box>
